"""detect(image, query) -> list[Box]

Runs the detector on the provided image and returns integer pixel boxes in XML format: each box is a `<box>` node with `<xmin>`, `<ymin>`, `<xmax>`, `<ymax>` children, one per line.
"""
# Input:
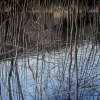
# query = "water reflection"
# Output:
<box><xmin>0</xmin><ymin>42</ymin><xmax>100</xmax><ymax>100</ymax></box>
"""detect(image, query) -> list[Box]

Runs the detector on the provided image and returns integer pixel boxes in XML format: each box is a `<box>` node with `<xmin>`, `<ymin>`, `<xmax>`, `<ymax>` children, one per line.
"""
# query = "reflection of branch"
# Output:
<box><xmin>47</xmin><ymin>85</ymin><xmax>100</xmax><ymax>100</ymax></box>
<box><xmin>79</xmin><ymin>74</ymin><xmax>100</xmax><ymax>89</ymax></box>
<box><xmin>85</xmin><ymin>44</ymin><xmax>95</xmax><ymax>66</ymax></box>
<box><xmin>27</xmin><ymin>56</ymin><xmax>40</xmax><ymax>98</ymax></box>
<box><xmin>8</xmin><ymin>59</ymin><xmax>13</xmax><ymax>100</ymax></box>
<box><xmin>15</xmin><ymin>65</ymin><xmax>24</xmax><ymax>100</ymax></box>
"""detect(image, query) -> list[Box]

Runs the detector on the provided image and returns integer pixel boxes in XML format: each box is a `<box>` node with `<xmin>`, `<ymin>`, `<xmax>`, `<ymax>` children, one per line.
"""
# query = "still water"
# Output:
<box><xmin>0</xmin><ymin>42</ymin><xmax>100</xmax><ymax>100</ymax></box>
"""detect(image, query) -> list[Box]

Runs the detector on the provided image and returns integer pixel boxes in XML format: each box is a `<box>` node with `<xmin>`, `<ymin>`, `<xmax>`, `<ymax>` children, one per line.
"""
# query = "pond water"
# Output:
<box><xmin>0</xmin><ymin>42</ymin><xmax>100</xmax><ymax>100</ymax></box>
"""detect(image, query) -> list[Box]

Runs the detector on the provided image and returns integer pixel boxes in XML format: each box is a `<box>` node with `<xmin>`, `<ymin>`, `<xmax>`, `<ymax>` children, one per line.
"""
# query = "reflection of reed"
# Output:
<box><xmin>0</xmin><ymin>0</ymin><xmax>100</xmax><ymax>100</ymax></box>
